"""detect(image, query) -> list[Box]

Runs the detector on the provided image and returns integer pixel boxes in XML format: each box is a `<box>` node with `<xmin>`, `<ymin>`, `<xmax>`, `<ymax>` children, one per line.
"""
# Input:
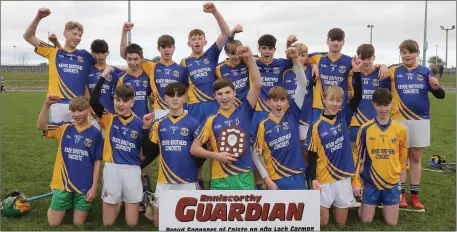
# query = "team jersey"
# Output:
<box><xmin>282</xmin><ymin>64</ymin><xmax>314</xmax><ymax>125</ymax></box>
<box><xmin>386</xmin><ymin>64</ymin><xmax>435</xmax><ymax>120</ymax></box>
<box><xmin>255</xmin><ymin>58</ymin><xmax>293</xmax><ymax>112</ymax></box>
<box><xmin>350</xmin><ymin>68</ymin><xmax>382</xmax><ymax>127</ymax></box>
<box><xmin>304</xmin><ymin>111</ymin><xmax>355</xmax><ymax>184</ymax></box>
<box><xmin>254</xmin><ymin>100</ymin><xmax>306</xmax><ymax>180</ymax></box>
<box><xmin>141</xmin><ymin>60</ymin><xmax>188</xmax><ymax>110</ymax></box>
<box><xmin>87</xmin><ymin>64</ymin><xmax>122</xmax><ymax>113</ymax></box>
<box><xmin>308</xmin><ymin>52</ymin><xmax>353</xmax><ymax>110</ymax></box>
<box><xmin>44</xmin><ymin>122</ymin><xmax>103</xmax><ymax>194</ymax></box>
<box><xmin>34</xmin><ymin>41</ymin><xmax>95</xmax><ymax>100</ymax></box>
<box><xmin>195</xmin><ymin>99</ymin><xmax>255</xmax><ymax>179</ymax></box>
<box><xmin>150</xmin><ymin>112</ymin><xmax>200</xmax><ymax>184</ymax></box>
<box><xmin>117</xmin><ymin>71</ymin><xmax>152</xmax><ymax>118</ymax></box>
<box><xmin>352</xmin><ymin>118</ymin><xmax>408</xmax><ymax>190</ymax></box>
<box><xmin>216</xmin><ymin>59</ymin><xmax>251</xmax><ymax>105</ymax></box>
<box><xmin>100</xmin><ymin>110</ymin><xmax>144</xmax><ymax>166</ymax></box>
<box><xmin>181</xmin><ymin>43</ymin><xmax>222</xmax><ymax>104</ymax></box>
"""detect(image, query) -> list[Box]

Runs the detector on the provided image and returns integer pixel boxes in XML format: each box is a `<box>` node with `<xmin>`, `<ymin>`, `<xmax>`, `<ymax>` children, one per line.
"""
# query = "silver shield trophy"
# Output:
<box><xmin>217</xmin><ymin>126</ymin><xmax>248</xmax><ymax>157</ymax></box>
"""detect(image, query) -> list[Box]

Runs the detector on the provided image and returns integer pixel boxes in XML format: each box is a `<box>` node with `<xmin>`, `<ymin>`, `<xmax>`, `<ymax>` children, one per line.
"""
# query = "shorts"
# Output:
<box><xmin>274</xmin><ymin>173</ymin><xmax>307</xmax><ymax>190</ymax></box>
<box><xmin>50</xmin><ymin>189</ymin><xmax>92</xmax><ymax>211</ymax></box>
<box><xmin>211</xmin><ymin>171</ymin><xmax>254</xmax><ymax>190</ymax></box>
<box><xmin>188</xmin><ymin>101</ymin><xmax>219</xmax><ymax>122</ymax></box>
<box><xmin>362</xmin><ymin>183</ymin><xmax>401</xmax><ymax>206</ymax></box>
<box><xmin>349</xmin><ymin>126</ymin><xmax>360</xmax><ymax>143</ymax></box>
<box><xmin>320</xmin><ymin>177</ymin><xmax>355</xmax><ymax>208</ymax></box>
<box><xmin>395</xmin><ymin>120</ymin><xmax>428</xmax><ymax>148</ymax></box>
<box><xmin>154</xmin><ymin>182</ymin><xmax>198</xmax><ymax>208</ymax></box>
<box><xmin>312</xmin><ymin>108</ymin><xmax>324</xmax><ymax>122</ymax></box>
<box><xmin>101</xmin><ymin>163</ymin><xmax>143</xmax><ymax>204</ymax></box>
<box><xmin>49</xmin><ymin>101</ymin><xmax>73</xmax><ymax>123</ymax></box>
<box><xmin>299</xmin><ymin>125</ymin><xmax>310</xmax><ymax>141</ymax></box>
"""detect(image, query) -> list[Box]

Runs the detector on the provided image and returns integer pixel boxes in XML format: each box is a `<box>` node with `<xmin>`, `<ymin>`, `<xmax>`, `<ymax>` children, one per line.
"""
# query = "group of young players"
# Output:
<box><xmin>22</xmin><ymin>2</ymin><xmax>446</xmax><ymax>228</ymax></box>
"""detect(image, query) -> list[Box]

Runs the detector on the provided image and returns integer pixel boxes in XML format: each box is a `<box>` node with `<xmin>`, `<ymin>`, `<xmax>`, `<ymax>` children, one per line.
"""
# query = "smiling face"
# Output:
<box><xmin>266</xmin><ymin>86</ymin><xmax>289</xmax><ymax>118</ymax></box>
<box><xmin>215</xmin><ymin>86</ymin><xmax>236</xmax><ymax>111</ymax></box>
<box><xmin>322</xmin><ymin>86</ymin><xmax>344</xmax><ymax>116</ymax></box>
<box><xmin>64</xmin><ymin>28</ymin><xmax>82</xmax><ymax>49</ymax></box>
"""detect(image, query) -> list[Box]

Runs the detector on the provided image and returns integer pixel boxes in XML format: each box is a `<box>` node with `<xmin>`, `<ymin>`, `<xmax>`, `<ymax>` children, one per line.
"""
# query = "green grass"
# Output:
<box><xmin>1</xmin><ymin>92</ymin><xmax>455</xmax><ymax>231</ymax></box>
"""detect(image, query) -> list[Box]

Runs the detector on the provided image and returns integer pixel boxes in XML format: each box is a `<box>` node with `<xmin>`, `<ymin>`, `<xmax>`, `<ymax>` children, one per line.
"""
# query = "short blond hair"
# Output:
<box><xmin>268</xmin><ymin>86</ymin><xmax>288</xmax><ymax>101</ymax></box>
<box><xmin>69</xmin><ymin>96</ymin><xmax>90</xmax><ymax>112</ymax></box>
<box><xmin>323</xmin><ymin>86</ymin><xmax>344</xmax><ymax>101</ymax></box>
<box><xmin>65</xmin><ymin>21</ymin><xmax>84</xmax><ymax>34</ymax></box>
<box><xmin>293</xmin><ymin>43</ymin><xmax>308</xmax><ymax>55</ymax></box>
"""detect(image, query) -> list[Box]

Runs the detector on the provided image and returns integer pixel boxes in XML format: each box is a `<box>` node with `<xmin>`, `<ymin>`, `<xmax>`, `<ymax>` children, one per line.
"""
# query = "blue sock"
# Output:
<box><xmin>256</xmin><ymin>184</ymin><xmax>263</xmax><ymax>190</ymax></box>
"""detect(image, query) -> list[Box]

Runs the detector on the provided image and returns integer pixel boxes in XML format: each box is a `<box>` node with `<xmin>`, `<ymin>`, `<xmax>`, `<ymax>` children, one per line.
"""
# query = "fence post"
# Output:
<box><xmin>16</xmin><ymin>80</ymin><xmax>18</xmax><ymax>92</ymax></box>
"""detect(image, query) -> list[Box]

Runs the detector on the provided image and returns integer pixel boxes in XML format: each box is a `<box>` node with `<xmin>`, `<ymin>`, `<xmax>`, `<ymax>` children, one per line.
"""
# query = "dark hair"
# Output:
<box><xmin>91</xmin><ymin>39</ymin><xmax>109</xmax><ymax>53</ymax></box>
<box><xmin>158</xmin><ymin>34</ymin><xmax>175</xmax><ymax>48</ymax></box>
<box><xmin>357</xmin><ymin>44</ymin><xmax>375</xmax><ymax>60</ymax></box>
<box><xmin>125</xmin><ymin>43</ymin><xmax>143</xmax><ymax>57</ymax></box>
<box><xmin>373</xmin><ymin>88</ymin><xmax>392</xmax><ymax>105</ymax></box>
<box><xmin>258</xmin><ymin>34</ymin><xmax>277</xmax><ymax>48</ymax></box>
<box><xmin>165</xmin><ymin>82</ymin><xmax>187</xmax><ymax>97</ymax></box>
<box><xmin>327</xmin><ymin>28</ymin><xmax>345</xmax><ymax>41</ymax></box>
<box><xmin>213</xmin><ymin>78</ymin><xmax>235</xmax><ymax>92</ymax></box>
<box><xmin>114</xmin><ymin>84</ymin><xmax>135</xmax><ymax>101</ymax></box>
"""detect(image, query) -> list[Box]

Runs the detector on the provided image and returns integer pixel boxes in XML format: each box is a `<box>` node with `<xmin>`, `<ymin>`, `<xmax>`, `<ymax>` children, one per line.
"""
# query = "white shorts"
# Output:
<box><xmin>49</xmin><ymin>103</ymin><xmax>73</xmax><ymax>123</ymax></box>
<box><xmin>154</xmin><ymin>182</ymin><xmax>198</xmax><ymax>208</ymax></box>
<box><xmin>320</xmin><ymin>177</ymin><xmax>355</xmax><ymax>208</ymax></box>
<box><xmin>299</xmin><ymin>125</ymin><xmax>310</xmax><ymax>141</ymax></box>
<box><xmin>154</xmin><ymin>109</ymin><xmax>169</xmax><ymax>121</ymax></box>
<box><xmin>396</xmin><ymin>120</ymin><xmax>429</xmax><ymax>148</ymax></box>
<box><xmin>101</xmin><ymin>163</ymin><xmax>143</xmax><ymax>204</ymax></box>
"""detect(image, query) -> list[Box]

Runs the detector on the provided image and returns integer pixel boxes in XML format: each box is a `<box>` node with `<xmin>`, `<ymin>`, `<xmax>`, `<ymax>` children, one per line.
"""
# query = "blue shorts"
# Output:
<box><xmin>362</xmin><ymin>183</ymin><xmax>401</xmax><ymax>206</ymax></box>
<box><xmin>188</xmin><ymin>101</ymin><xmax>219</xmax><ymax>122</ymax></box>
<box><xmin>312</xmin><ymin>108</ymin><xmax>324</xmax><ymax>122</ymax></box>
<box><xmin>273</xmin><ymin>173</ymin><xmax>307</xmax><ymax>190</ymax></box>
<box><xmin>349</xmin><ymin>126</ymin><xmax>360</xmax><ymax>143</ymax></box>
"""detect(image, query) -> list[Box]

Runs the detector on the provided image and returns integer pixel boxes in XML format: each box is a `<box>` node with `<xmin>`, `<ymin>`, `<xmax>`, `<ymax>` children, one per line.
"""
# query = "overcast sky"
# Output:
<box><xmin>1</xmin><ymin>1</ymin><xmax>456</xmax><ymax>68</ymax></box>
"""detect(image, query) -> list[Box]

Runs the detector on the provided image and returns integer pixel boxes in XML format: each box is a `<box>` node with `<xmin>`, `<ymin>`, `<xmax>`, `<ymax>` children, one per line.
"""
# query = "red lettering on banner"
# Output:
<box><xmin>228</xmin><ymin>203</ymin><xmax>245</xmax><ymax>221</ymax></box>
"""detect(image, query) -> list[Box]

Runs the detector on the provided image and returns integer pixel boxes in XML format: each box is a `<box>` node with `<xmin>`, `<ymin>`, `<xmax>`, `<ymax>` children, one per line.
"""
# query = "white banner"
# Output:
<box><xmin>160</xmin><ymin>190</ymin><xmax>320</xmax><ymax>231</ymax></box>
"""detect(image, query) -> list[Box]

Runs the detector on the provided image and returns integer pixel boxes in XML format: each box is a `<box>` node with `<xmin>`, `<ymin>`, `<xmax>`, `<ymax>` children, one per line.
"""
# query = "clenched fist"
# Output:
<box><xmin>123</xmin><ymin>22</ymin><xmax>134</xmax><ymax>32</ymax></box>
<box><xmin>236</xmin><ymin>46</ymin><xmax>253</xmax><ymax>58</ymax></box>
<box><xmin>203</xmin><ymin>2</ymin><xmax>217</xmax><ymax>13</ymax></box>
<box><xmin>37</xmin><ymin>8</ymin><xmax>51</xmax><ymax>19</ymax></box>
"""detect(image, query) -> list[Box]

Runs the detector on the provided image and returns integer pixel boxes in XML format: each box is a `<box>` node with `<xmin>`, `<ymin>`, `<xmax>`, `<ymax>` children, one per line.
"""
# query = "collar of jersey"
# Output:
<box><xmin>224</xmin><ymin>59</ymin><xmax>239</xmax><ymax>68</ymax></box>
<box><xmin>260</xmin><ymin>58</ymin><xmax>273</xmax><ymax>65</ymax></box>
<box><xmin>117</xmin><ymin>112</ymin><xmax>135</xmax><ymax>125</ymax></box>
<box><xmin>74</xmin><ymin>122</ymin><xmax>93</xmax><ymax>133</ymax></box>
<box><xmin>62</xmin><ymin>48</ymin><xmax>77</xmax><ymax>53</ymax></box>
<box><xmin>190</xmin><ymin>52</ymin><xmax>204</xmax><ymax>59</ymax></box>
<box><xmin>402</xmin><ymin>63</ymin><xmax>419</xmax><ymax>71</ymax></box>
<box><xmin>374</xmin><ymin>117</ymin><xmax>392</xmax><ymax>132</ymax></box>
<box><xmin>168</xmin><ymin>111</ymin><xmax>187</xmax><ymax>123</ymax></box>
<box><xmin>362</xmin><ymin>67</ymin><xmax>376</xmax><ymax>76</ymax></box>
<box><xmin>126</xmin><ymin>69</ymin><xmax>144</xmax><ymax>78</ymax></box>
<box><xmin>325</xmin><ymin>52</ymin><xmax>343</xmax><ymax>63</ymax></box>
<box><xmin>268</xmin><ymin>113</ymin><xmax>284</xmax><ymax>124</ymax></box>
<box><xmin>320</xmin><ymin>114</ymin><xmax>337</xmax><ymax>124</ymax></box>
<box><xmin>94</xmin><ymin>63</ymin><xmax>107</xmax><ymax>70</ymax></box>
<box><xmin>159</xmin><ymin>59</ymin><xmax>175</xmax><ymax>67</ymax></box>
<box><xmin>217</xmin><ymin>105</ymin><xmax>236</xmax><ymax>118</ymax></box>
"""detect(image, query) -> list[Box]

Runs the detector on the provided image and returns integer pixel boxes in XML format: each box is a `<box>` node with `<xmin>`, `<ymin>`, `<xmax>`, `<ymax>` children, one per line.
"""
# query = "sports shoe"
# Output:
<box><xmin>410</xmin><ymin>195</ymin><xmax>425</xmax><ymax>209</ymax></box>
<box><xmin>399</xmin><ymin>193</ymin><xmax>408</xmax><ymax>208</ymax></box>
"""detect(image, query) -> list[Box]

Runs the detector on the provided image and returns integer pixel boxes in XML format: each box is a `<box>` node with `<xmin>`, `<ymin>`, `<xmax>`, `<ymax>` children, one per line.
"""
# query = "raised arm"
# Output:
<box><xmin>37</xmin><ymin>94</ymin><xmax>60</xmax><ymax>130</ymax></box>
<box><xmin>227</xmin><ymin>24</ymin><xmax>243</xmax><ymax>42</ymax></box>
<box><xmin>90</xmin><ymin>66</ymin><xmax>113</xmax><ymax>118</ymax></box>
<box><xmin>238</xmin><ymin>46</ymin><xmax>261</xmax><ymax>108</ymax></box>
<box><xmin>23</xmin><ymin>8</ymin><xmax>51</xmax><ymax>48</ymax></box>
<box><xmin>120</xmin><ymin>22</ymin><xmax>134</xmax><ymax>60</ymax></box>
<box><xmin>48</xmin><ymin>33</ymin><xmax>62</xmax><ymax>49</ymax></box>
<box><xmin>286</xmin><ymin>35</ymin><xmax>298</xmax><ymax>49</ymax></box>
<box><xmin>203</xmin><ymin>2</ymin><xmax>230</xmax><ymax>50</ymax></box>
<box><xmin>286</xmin><ymin>47</ymin><xmax>308</xmax><ymax>108</ymax></box>
<box><xmin>347</xmin><ymin>56</ymin><xmax>363</xmax><ymax>113</ymax></box>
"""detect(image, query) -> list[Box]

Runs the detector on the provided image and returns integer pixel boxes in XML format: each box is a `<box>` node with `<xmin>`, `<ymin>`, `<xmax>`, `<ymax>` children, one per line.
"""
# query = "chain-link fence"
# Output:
<box><xmin>3</xmin><ymin>80</ymin><xmax>48</xmax><ymax>91</ymax></box>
